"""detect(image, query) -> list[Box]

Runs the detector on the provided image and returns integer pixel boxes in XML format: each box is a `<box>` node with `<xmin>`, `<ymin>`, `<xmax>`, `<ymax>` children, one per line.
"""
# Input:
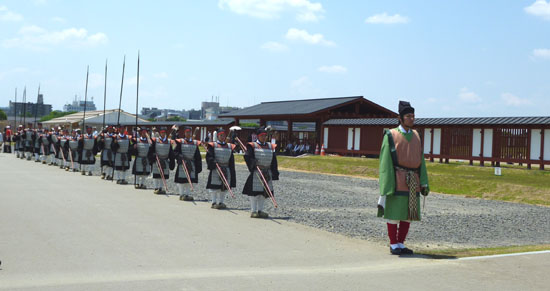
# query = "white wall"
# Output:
<box><xmin>545</xmin><ymin>130</ymin><xmax>550</xmax><ymax>161</ymax></box>
<box><xmin>323</xmin><ymin>127</ymin><xmax>329</xmax><ymax>148</ymax></box>
<box><xmin>531</xmin><ymin>129</ymin><xmax>541</xmax><ymax>160</ymax></box>
<box><xmin>433</xmin><ymin>128</ymin><xmax>441</xmax><ymax>155</ymax></box>
<box><xmin>423</xmin><ymin>128</ymin><xmax>432</xmax><ymax>154</ymax></box>
<box><xmin>347</xmin><ymin>128</ymin><xmax>353</xmax><ymax>150</ymax></box>
<box><xmin>354</xmin><ymin>128</ymin><xmax>361</xmax><ymax>150</ymax></box>
<box><xmin>472</xmin><ymin>128</ymin><xmax>482</xmax><ymax>157</ymax></box>
<box><xmin>483</xmin><ymin>129</ymin><xmax>493</xmax><ymax>158</ymax></box>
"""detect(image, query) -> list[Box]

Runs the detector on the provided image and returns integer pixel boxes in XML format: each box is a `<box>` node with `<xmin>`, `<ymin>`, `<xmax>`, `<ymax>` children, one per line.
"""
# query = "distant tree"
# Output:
<box><xmin>0</xmin><ymin>109</ymin><xmax>6</xmax><ymax>120</ymax></box>
<box><xmin>40</xmin><ymin>111</ymin><xmax>76</xmax><ymax>122</ymax></box>
<box><xmin>166</xmin><ymin>116</ymin><xmax>186</xmax><ymax>122</ymax></box>
<box><xmin>239</xmin><ymin>122</ymin><xmax>259</xmax><ymax>128</ymax></box>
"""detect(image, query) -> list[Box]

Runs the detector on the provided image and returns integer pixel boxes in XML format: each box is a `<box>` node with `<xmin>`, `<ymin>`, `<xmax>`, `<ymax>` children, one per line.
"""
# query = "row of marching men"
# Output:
<box><xmin>10</xmin><ymin>123</ymin><xmax>279</xmax><ymax>219</ymax></box>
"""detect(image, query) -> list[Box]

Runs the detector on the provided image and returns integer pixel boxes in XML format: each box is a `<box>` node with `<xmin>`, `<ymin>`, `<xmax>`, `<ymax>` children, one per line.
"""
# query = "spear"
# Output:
<box><xmin>81</xmin><ymin>66</ymin><xmax>89</xmax><ymax>172</ymax></box>
<box><xmin>134</xmin><ymin>51</ymin><xmax>140</xmax><ymax>186</ymax></box>
<box><xmin>101</xmin><ymin>59</ymin><xmax>108</xmax><ymax>176</ymax></box>
<box><xmin>82</xmin><ymin>66</ymin><xmax>89</xmax><ymax>132</ymax></box>
<box><xmin>33</xmin><ymin>84</ymin><xmax>40</xmax><ymax>129</ymax></box>
<box><xmin>113</xmin><ymin>55</ymin><xmax>126</xmax><ymax>182</ymax></box>
<box><xmin>13</xmin><ymin>87</ymin><xmax>17</xmax><ymax>153</ymax></box>
<box><xmin>14</xmin><ymin>87</ymin><xmax>17</xmax><ymax>129</ymax></box>
<box><xmin>102</xmin><ymin>59</ymin><xmax>108</xmax><ymax>130</ymax></box>
<box><xmin>23</xmin><ymin>86</ymin><xmax>26</xmax><ymax>128</ymax></box>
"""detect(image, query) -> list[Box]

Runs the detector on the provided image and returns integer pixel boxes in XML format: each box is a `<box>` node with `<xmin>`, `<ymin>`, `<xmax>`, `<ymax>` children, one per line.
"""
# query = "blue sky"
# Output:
<box><xmin>1</xmin><ymin>0</ymin><xmax>549</xmax><ymax>117</ymax></box>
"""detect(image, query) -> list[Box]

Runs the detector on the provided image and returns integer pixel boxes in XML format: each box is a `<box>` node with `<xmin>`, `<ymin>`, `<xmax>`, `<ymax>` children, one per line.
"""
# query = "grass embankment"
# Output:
<box><xmin>418</xmin><ymin>244</ymin><xmax>550</xmax><ymax>259</ymax></box>
<box><xmin>268</xmin><ymin>155</ymin><xmax>550</xmax><ymax>206</ymax></box>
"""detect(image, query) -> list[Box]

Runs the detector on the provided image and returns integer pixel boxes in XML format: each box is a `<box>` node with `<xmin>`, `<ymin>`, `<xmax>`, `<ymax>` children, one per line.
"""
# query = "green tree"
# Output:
<box><xmin>40</xmin><ymin>111</ymin><xmax>76</xmax><ymax>122</ymax></box>
<box><xmin>0</xmin><ymin>109</ymin><xmax>7</xmax><ymax>120</ymax></box>
<box><xmin>166</xmin><ymin>116</ymin><xmax>186</xmax><ymax>122</ymax></box>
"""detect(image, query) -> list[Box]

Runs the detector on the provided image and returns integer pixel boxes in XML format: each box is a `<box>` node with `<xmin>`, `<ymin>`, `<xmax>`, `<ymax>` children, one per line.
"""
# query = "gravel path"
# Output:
<box><xmin>41</xmin><ymin>157</ymin><xmax>550</xmax><ymax>250</ymax></box>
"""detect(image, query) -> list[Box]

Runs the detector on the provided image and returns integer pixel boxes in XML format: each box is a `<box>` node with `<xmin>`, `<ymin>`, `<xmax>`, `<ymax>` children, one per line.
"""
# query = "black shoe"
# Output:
<box><xmin>211</xmin><ymin>203</ymin><xmax>218</xmax><ymax>209</ymax></box>
<box><xmin>400</xmin><ymin>247</ymin><xmax>414</xmax><ymax>255</ymax></box>
<box><xmin>217</xmin><ymin>203</ymin><xmax>227</xmax><ymax>209</ymax></box>
<box><xmin>183</xmin><ymin>195</ymin><xmax>194</xmax><ymax>201</ymax></box>
<box><xmin>120</xmin><ymin>180</ymin><xmax>128</xmax><ymax>185</ymax></box>
<box><xmin>390</xmin><ymin>247</ymin><xmax>402</xmax><ymax>255</ymax></box>
<box><xmin>257</xmin><ymin>211</ymin><xmax>269</xmax><ymax>218</ymax></box>
<box><xmin>116</xmin><ymin>180</ymin><xmax>122</xmax><ymax>184</ymax></box>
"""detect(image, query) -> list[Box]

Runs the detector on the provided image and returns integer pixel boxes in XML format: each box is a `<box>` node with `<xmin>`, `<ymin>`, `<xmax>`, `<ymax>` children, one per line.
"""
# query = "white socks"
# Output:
<box><xmin>249</xmin><ymin>196</ymin><xmax>258</xmax><ymax>212</ymax></box>
<box><xmin>177</xmin><ymin>184</ymin><xmax>191</xmax><ymax>196</ymax></box>
<box><xmin>209</xmin><ymin>189</ymin><xmax>225</xmax><ymax>204</ymax></box>
<box><xmin>249</xmin><ymin>196</ymin><xmax>266</xmax><ymax>212</ymax></box>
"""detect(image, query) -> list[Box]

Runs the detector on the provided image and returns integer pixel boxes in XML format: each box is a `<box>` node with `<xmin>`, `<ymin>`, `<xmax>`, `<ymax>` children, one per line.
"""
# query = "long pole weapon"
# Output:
<box><xmin>235</xmin><ymin>137</ymin><xmax>277</xmax><ymax>208</ymax></box>
<box><xmin>22</xmin><ymin>86</ymin><xmax>26</xmax><ymax>129</ymax></box>
<box><xmin>81</xmin><ymin>66</ymin><xmax>89</xmax><ymax>172</ymax></box>
<box><xmin>100</xmin><ymin>59</ymin><xmax>108</xmax><ymax>176</ymax></box>
<box><xmin>112</xmin><ymin>56</ymin><xmax>126</xmax><ymax>182</ymax></box>
<box><xmin>102</xmin><ymin>59</ymin><xmax>108</xmax><ymax>131</ymax></box>
<box><xmin>13</xmin><ymin>87</ymin><xmax>17</xmax><ymax>153</ymax></box>
<box><xmin>33</xmin><ymin>84</ymin><xmax>40</xmax><ymax>129</ymax></box>
<box><xmin>134</xmin><ymin>51</ymin><xmax>140</xmax><ymax>186</ymax></box>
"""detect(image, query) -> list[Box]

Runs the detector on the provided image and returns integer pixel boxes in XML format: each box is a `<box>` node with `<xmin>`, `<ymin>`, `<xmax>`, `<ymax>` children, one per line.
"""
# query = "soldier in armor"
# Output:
<box><xmin>205</xmin><ymin>128</ymin><xmax>236</xmax><ymax>209</ymax></box>
<box><xmin>33</xmin><ymin>123</ymin><xmax>44</xmax><ymax>162</ymax></box>
<box><xmin>14</xmin><ymin>125</ymin><xmax>23</xmax><ymax>158</ymax></box>
<box><xmin>132</xmin><ymin>127</ymin><xmax>152</xmax><ymax>189</ymax></box>
<box><xmin>50</xmin><ymin>127</ymin><xmax>61</xmax><ymax>166</ymax></box>
<box><xmin>59</xmin><ymin>129</ymin><xmax>70</xmax><ymax>170</ymax></box>
<box><xmin>148</xmin><ymin>127</ymin><xmax>175</xmax><ymax>194</ymax></box>
<box><xmin>78</xmin><ymin>126</ymin><xmax>98</xmax><ymax>176</ymax></box>
<box><xmin>39</xmin><ymin>127</ymin><xmax>51</xmax><ymax>164</ymax></box>
<box><xmin>24</xmin><ymin>123</ymin><xmax>35</xmax><ymax>160</ymax></box>
<box><xmin>242</xmin><ymin>127</ymin><xmax>280</xmax><ymax>218</ymax></box>
<box><xmin>66</xmin><ymin>129</ymin><xmax>81</xmax><ymax>172</ymax></box>
<box><xmin>173</xmin><ymin>126</ymin><xmax>202</xmax><ymax>201</ymax></box>
<box><xmin>112</xmin><ymin>125</ymin><xmax>132</xmax><ymax>184</ymax></box>
<box><xmin>98</xmin><ymin>125</ymin><xmax>116</xmax><ymax>180</ymax></box>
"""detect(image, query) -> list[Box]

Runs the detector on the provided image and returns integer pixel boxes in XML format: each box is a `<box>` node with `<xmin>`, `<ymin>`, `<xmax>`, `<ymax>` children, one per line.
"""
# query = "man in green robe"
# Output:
<box><xmin>378</xmin><ymin>101</ymin><xmax>429</xmax><ymax>255</ymax></box>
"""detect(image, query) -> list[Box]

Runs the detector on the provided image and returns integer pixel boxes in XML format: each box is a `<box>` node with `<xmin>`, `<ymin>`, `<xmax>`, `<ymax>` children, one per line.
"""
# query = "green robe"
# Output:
<box><xmin>378</xmin><ymin>127</ymin><xmax>429</xmax><ymax>221</ymax></box>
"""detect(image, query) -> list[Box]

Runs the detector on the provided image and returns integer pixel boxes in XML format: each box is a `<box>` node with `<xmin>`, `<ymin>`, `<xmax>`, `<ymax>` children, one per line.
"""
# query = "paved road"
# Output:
<box><xmin>0</xmin><ymin>153</ymin><xmax>548</xmax><ymax>290</ymax></box>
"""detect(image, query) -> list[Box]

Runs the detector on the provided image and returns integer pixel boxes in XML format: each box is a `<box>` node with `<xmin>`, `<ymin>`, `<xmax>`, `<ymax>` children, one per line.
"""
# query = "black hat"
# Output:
<box><xmin>217</xmin><ymin>127</ymin><xmax>226</xmax><ymax>135</ymax></box>
<box><xmin>159</xmin><ymin>126</ymin><xmax>167</xmax><ymax>132</ymax></box>
<box><xmin>398</xmin><ymin>101</ymin><xmax>414</xmax><ymax>117</ymax></box>
<box><xmin>183</xmin><ymin>126</ymin><xmax>192</xmax><ymax>133</ymax></box>
<box><xmin>256</xmin><ymin>127</ymin><xmax>267</xmax><ymax>136</ymax></box>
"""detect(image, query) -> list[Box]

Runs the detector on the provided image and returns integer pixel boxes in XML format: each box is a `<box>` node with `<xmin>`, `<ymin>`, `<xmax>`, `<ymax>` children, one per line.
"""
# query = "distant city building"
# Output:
<box><xmin>63</xmin><ymin>96</ymin><xmax>97</xmax><ymax>112</ymax></box>
<box><xmin>8</xmin><ymin>94</ymin><xmax>52</xmax><ymax>117</ymax></box>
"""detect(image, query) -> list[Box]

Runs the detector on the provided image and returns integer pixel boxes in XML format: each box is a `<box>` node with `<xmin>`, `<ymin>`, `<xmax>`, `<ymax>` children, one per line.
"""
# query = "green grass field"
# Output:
<box><xmin>261</xmin><ymin>154</ymin><xmax>550</xmax><ymax>206</ymax></box>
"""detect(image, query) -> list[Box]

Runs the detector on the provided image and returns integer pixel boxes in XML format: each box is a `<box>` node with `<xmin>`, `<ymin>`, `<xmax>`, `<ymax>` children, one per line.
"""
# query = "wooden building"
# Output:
<box><xmin>220</xmin><ymin>96</ymin><xmax>397</xmax><ymax>148</ymax></box>
<box><xmin>323</xmin><ymin>117</ymin><xmax>550</xmax><ymax>169</ymax></box>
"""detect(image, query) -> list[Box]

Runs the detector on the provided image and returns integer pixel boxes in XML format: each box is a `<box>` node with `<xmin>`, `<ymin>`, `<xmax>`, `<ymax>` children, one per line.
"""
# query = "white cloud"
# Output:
<box><xmin>51</xmin><ymin>16</ymin><xmax>66</xmax><ymax>23</ymax></box>
<box><xmin>458</xmin><ymin>88</ymin><xmax>481</xmax><ymax>103</ymax></box>
<box><xmin>0</xmin><ymin>6</ymin><xmax>23</xmax><ymax>22</ymax></box>
<box><xmin>532</xmin><ymin>48</ymin><xmax>550</xmax><ymax>59</ymax></box>
<box><xmin>501</xmin><ymin>93</ymin><xmax>533</xmax><ymax>106</ymax></box>
<box><xmin>2</xmin><ymin>26</ymin><xmax>108</xmax><ymax>50</ymax></box>
<box><xmin>285</xmin><ymin>28</ymin><xmax>335</xmax><ymax>46</ymax></box>
<box><xmin>318</xmin><ymin>65</ymin><xmax>347</xmax><ymax>73</ymax></box>
<box><xmin>218</xmin><ymin>0</ymin><xmax>324</xmax><ymax>22</ymax></box>
<box><xmin>525</xmin><ymin>0</ymin><xmax>550</xmax><ymax>20</ymax></box>
<box><xmin>153</xmin><ymin>72</ymin><xmax>169</xmax><ymax>79</ymax></box>
<box><xmin>365</xmin><ymin>13</ymin><xmax>409</xmax><ymax>24</ymax></box>
<box><xmin>261</xmin><ymin>41</ymin><xmax>289</xmax><ymax>52</ymax></box>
